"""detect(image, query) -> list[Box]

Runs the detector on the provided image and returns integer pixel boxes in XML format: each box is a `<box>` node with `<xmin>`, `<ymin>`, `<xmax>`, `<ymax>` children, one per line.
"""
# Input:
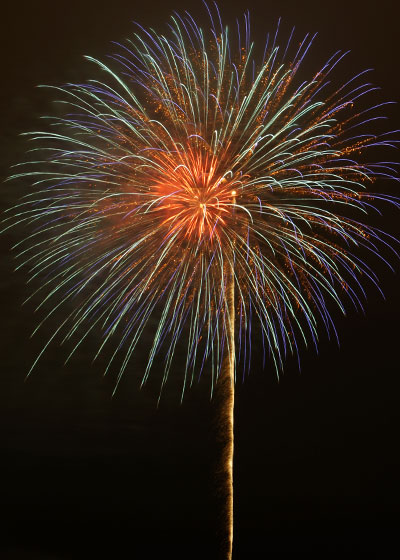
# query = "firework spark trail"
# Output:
<box><xmin>217</xmin><ymin>215</ymin><xmax>236</xmax><ymax>560</ymax></box>
<box><xmin>226</xmin><ymin>268</ymin><xmax>235</xmax><ymax>560</ymax></box>
<box><xmin>218</xmin><ymin>302</ymin><xmax>235</xmax><ymax>559</ymax></box>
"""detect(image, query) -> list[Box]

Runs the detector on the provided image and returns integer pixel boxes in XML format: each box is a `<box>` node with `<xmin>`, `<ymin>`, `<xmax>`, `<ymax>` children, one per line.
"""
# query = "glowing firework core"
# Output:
<box><xmin>150</xmin><ymin>149</ymin><xmax>242</xmax><ymax>244</ymax></box>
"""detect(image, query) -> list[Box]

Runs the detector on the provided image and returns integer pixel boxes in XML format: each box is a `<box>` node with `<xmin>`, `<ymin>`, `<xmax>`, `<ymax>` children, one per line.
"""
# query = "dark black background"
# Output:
<box><xmin>1</xmin><ymin>1</ymin><xmax>399</xmax><ymax>558</ymax></box>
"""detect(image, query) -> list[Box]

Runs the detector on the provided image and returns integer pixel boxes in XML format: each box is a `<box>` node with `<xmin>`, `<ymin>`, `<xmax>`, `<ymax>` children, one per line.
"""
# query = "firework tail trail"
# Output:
<box><xmin>218</xmin><ymin>205</ymin><xmax>235</xmax><ymax>560</ymax></box>
<box><xmin>216</xmin><ymin>273</ymin><xmax>235</xmax><ymax>560</ymax></box>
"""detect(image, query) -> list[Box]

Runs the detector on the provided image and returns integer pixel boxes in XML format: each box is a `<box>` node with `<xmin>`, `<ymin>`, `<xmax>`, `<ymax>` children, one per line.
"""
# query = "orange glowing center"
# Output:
<box><xmin>152</xmin><ymin>149</ymin><xmax>239</xmax><ymax>243</ymax></box>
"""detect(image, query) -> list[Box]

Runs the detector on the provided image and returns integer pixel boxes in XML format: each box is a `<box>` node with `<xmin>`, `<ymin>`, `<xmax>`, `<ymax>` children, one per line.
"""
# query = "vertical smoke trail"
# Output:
<box><xmin>217</xmin><ymin>255</ymin><xmax>235</xmax><ymax>560</ymax></box>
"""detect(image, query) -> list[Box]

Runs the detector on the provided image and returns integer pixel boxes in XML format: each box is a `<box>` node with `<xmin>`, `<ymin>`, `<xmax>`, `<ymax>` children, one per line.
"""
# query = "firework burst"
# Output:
<box><xmin>5</xmin><ymin>7</ymin><xmax>397</xmax><ymax>392</ymax></box>
<box><xmin>3</xmin><ymin>6</ymin><xmax>399</xmax><ymax>557</ymax></box>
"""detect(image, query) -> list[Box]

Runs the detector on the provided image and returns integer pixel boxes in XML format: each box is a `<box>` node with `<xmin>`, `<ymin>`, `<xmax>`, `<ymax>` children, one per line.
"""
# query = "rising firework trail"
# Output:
<box><xmin>217</xmin><ymin>220</ymin><xmax>235</xmax><ymax>558</ymax></box>
<box><xmin>3</xmin><ymin>3</ymin><xmax>399</xmax><ymax>558</ymax></box>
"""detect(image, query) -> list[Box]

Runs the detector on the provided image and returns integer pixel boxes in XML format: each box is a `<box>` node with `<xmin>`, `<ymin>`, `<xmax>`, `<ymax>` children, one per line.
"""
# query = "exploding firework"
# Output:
<box><xmin>4</xmin><ymin>4</ymin><xmax>399</xmax><ymax>559</ymax></box>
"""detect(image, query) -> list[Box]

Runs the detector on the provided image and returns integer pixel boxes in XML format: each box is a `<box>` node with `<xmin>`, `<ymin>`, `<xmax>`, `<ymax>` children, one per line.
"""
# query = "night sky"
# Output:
<box><xmin>1</xmin><ymin>1</ymin><xmax>399</xmax><ymax>559</ymax></box>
